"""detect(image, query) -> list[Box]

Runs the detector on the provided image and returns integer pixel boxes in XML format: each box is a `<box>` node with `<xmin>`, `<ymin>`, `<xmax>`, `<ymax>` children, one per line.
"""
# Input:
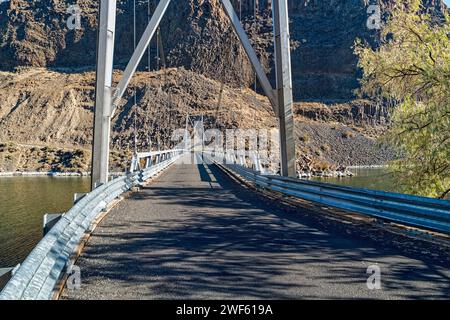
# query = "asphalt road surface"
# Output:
<box><xmin>61</xmin><ymin>155</ymin><xmax>450</xmax><ymax>299</ymax></box>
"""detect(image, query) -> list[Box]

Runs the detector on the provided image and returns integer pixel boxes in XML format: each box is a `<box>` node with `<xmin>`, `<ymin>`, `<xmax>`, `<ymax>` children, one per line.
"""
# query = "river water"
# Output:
<box><xmin>311</xmin><ymin>167</ymin><xmax>396</xmax><ymax>192</ymax></box>
<box><xmin>0</xmin><ymin>177</ymin><xmax>90</xmax><ymax>268</ymax></box>
<box><xmin>0</xmin><ymin>168</ymin><xmax>395</xmax><ymax>269</ymax></box>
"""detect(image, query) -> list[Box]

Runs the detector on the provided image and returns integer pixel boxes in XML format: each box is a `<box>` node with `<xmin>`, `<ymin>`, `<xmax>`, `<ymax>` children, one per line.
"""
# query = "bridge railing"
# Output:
<box><xmin>0</xmin><ymin>149</ymin><xmax>184</xmax><ymax>300</ymax></box>
<box><xmin>130</xmin><ymin>149</ymin><xmax>185</xmax><ymax>173</ymax></box>
<box><xmin>204</xmin><ymin>151</ymin><xmax>450</xmax><ymax>235</ymax></box>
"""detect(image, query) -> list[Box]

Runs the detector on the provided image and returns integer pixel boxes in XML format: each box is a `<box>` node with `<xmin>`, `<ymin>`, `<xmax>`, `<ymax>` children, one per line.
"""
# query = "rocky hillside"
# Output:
<box><xmin>2</xmin><ymin>0</ymin><xmax>445</xmax><ymax>173</ymax></box>
<box><xmin>0</xmin><ymin>67</ymin><xmax>394</xmax><ymax>173</ymax></box>
<box><xmin>0</xmin><ymin>0</ymin><xmax>446</xmax><ymax>100</ymax></box>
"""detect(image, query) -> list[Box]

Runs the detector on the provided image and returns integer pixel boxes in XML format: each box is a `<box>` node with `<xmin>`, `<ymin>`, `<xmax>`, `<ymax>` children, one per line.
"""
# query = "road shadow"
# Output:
<box><xmin>62</xmin><ymin>163</ymin><xmax>450</xmax><ymax>300</ymax></box>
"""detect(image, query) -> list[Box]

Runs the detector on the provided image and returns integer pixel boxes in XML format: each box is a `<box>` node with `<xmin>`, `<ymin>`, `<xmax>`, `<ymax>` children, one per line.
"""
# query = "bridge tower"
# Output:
<box><xmin>91</xmin><ymin>0</ymin><xmax>296</xmax><ymax>190</ymax></box>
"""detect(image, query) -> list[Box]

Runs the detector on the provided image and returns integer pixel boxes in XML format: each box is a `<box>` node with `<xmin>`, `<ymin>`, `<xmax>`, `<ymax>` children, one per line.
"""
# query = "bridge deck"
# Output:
<box><xmin>62</xmin><ymin>157</ymin><xmax>449</xmax><ymax>299</ymax></box>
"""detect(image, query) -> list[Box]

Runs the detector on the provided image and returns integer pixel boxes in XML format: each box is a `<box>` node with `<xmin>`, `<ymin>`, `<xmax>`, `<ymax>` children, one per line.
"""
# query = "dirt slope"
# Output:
<box><xmin>0</xmin><ymin>67</ymin><xmax>395</xmax><ymax>173</ymax></box>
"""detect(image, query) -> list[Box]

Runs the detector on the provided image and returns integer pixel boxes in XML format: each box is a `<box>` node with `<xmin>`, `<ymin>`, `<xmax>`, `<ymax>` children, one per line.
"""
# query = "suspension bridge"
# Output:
<box><xmin>0</xmin><ymin>0</ymin><xmax>449</xmax><ymax>300</ymax></box>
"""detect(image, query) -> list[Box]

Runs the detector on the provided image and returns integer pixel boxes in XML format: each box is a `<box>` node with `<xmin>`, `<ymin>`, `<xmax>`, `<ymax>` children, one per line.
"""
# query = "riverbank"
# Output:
<box><xmin>0</xmin><ymin>164</ymin><xmax>390</xmax><ymax>179</ymax></box>
<box><xmin>346</xmin><ymin>165</ymin><xmax>388</xmax><ymax>169</ymax></box>
<box><xmin>0</xmin><ymin>171</ymin><xmax>125</xmax><ymax>178</ymax></box>
<box><xmin>298</xmin><ymin>169</ymin><xmax>354</xmax><ymax>178</ymax></box>
<box><xmin>297</xmin><ymin>165</ymin><xmax>389</xmax><ymax>179</ymax></box>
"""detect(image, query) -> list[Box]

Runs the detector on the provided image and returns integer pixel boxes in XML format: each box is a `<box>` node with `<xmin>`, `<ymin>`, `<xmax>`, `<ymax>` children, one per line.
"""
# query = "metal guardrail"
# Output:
<box><xmin>0</xmin><ymin>150</ymin><xmax>183</xmax><ymax>300</ymax></box>
<box><xmin>205</xmin><ymin>152</ymin><xmax>450</xmax><ymax>235</ymax></box>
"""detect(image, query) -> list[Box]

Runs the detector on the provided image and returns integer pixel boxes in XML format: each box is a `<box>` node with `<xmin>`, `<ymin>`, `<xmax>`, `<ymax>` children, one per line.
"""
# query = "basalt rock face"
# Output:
<box><xmin>0</xmin><ymin>0</ymin><xmax>446</xmax><ymax>100</ymax></box>
<box><xmin>0</xmin><ymin>0</ymin><xmax>98</xmax><ymax>69</ymax></box>
<box><xmin>284</xmin><ymin>0</ymin><xmax>446</xmax><ymax>100</ymax></box>
<box><xmin>0</xmin><ymin>0</ymin><xmax>258</xmax><ymax>86</ymax></box>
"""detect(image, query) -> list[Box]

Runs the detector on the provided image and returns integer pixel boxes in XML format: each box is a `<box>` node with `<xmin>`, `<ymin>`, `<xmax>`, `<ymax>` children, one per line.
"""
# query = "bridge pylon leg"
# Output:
<box><xmin>91</xmin><ymin>0</ymin><xmax>117</xmax><ymax>190</ymax></box>
<box><xmin>273</xmin><ymin>0</ymin><xmax>296</xmax><ymax>178</ymax></box>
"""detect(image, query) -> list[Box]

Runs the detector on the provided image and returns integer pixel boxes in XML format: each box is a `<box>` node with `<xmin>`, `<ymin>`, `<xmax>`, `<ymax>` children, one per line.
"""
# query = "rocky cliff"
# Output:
<box><xmin>0</xmin><ymin>0</ymin><xmax>444</xmax><ymax>173</ymax></box>
<box><xmin>0</xmin><ymin>0</ymin><xmax>446</xmax><ymax>100</ymax></box>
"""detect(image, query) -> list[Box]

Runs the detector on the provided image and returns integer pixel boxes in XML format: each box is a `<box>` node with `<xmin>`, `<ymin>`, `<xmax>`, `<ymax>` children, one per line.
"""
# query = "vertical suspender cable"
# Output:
<box><xmin>239</xmin><ymin>0</ymin><xmax>243</xmax><ymax>88</ymax></box>
<box><xmin>156</xmin><ymin>28</ymin><xmax>160</xmax><ymax>71</ymax></box>
<box><xmin>155</xmin><ymin>11</ymin><xmax>161</xmax><ymax>151</ymax></box>
<box><xmin>254</xmin><ymin>0</ymin><xmax>257</xmax><ymax>92</ymax></box>
<box><xmin>133</xmin><ymin>0</ymin><xmax>138</xmax><ymax>154</ymax></box>
<box><xmin>253</xmin><ymin>0</ymin><xmax>258</xmax><ymax>126</ymax></box>
<box><xmin>147</xmin><ymin>0</ymin><xmax>152</xmax><ymax>149</ymax></box>
<box><xmin>148</xmin><ymin>1</ymin><xmax>152</xmax><ymax>74</ymax></box>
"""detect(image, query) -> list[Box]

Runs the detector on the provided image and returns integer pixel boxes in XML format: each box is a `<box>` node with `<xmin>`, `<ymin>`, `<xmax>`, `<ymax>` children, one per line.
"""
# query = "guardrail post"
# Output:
<box><xmin>219</xmin><ymin>151</ymin><xmax>225</xmax><ymax>164</ymax></box>
<box><xmin>239</xmin><ymin>154</ymin><xmax>245</xmax><ymax>166</ymax></box>
<box><xmin>253</xmin><ymin>152</ymin><xmax>262</xmax><ymax>172</ymax></box>
<box><xmin>130</xmin><ymin>154</ymin><xmax>138</xmax><ymax>173</ymax></box>
<box><xmin>43</xmin><ymin>213</ymin><xmax>64</xmax><ymax>236</ymax></box>
<box><xmin>0</xmin><ymin>265</ymin><xmax>19</xmax><ymax>292</ymax></box>
<box><xmin>73</xmin><ymin>193</ymin><xmax>87</xmax><ymax>204</ymax></box>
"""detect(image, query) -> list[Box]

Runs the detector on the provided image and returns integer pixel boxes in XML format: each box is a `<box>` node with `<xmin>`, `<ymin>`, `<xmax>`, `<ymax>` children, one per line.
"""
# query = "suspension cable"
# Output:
<box><xmin>239</xmin><ymin>0</ymin><xmax>243</xmax><ymax>88</ymax></box>
<box><xmin>254</xmin><ymin>0</ymin><xmax>257</xmax><ymax>92</ymax></box>
<box><xmin>154</xmin><ymin>15</ymin><xmax>161</xmax><ymax>150</ymax></box>
<box><xmin>148</xmin><ymin>1</ymin><xmax>152</xmax><ymax>74</ymax></box>
<box><xmin>147</xmin><ymin>0</ymin><xmax>152</xmax><ymax>150</ymax></box>
<box><xmin>133</xmin><ymin>0</ymin><xmax>138</xmax><ymax>154</ymax></box>
<box><xmin>253</xmin><ymin>0</ymin><xmax>258</xmax><ymax>123</ymax></box>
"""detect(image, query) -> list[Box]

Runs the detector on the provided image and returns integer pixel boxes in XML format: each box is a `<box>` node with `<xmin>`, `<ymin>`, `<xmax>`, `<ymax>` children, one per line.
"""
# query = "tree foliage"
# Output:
<box><xmin>355</xmin><ymin>0</ymin><xmax>450</xmax><ymax>198</ymax></box>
